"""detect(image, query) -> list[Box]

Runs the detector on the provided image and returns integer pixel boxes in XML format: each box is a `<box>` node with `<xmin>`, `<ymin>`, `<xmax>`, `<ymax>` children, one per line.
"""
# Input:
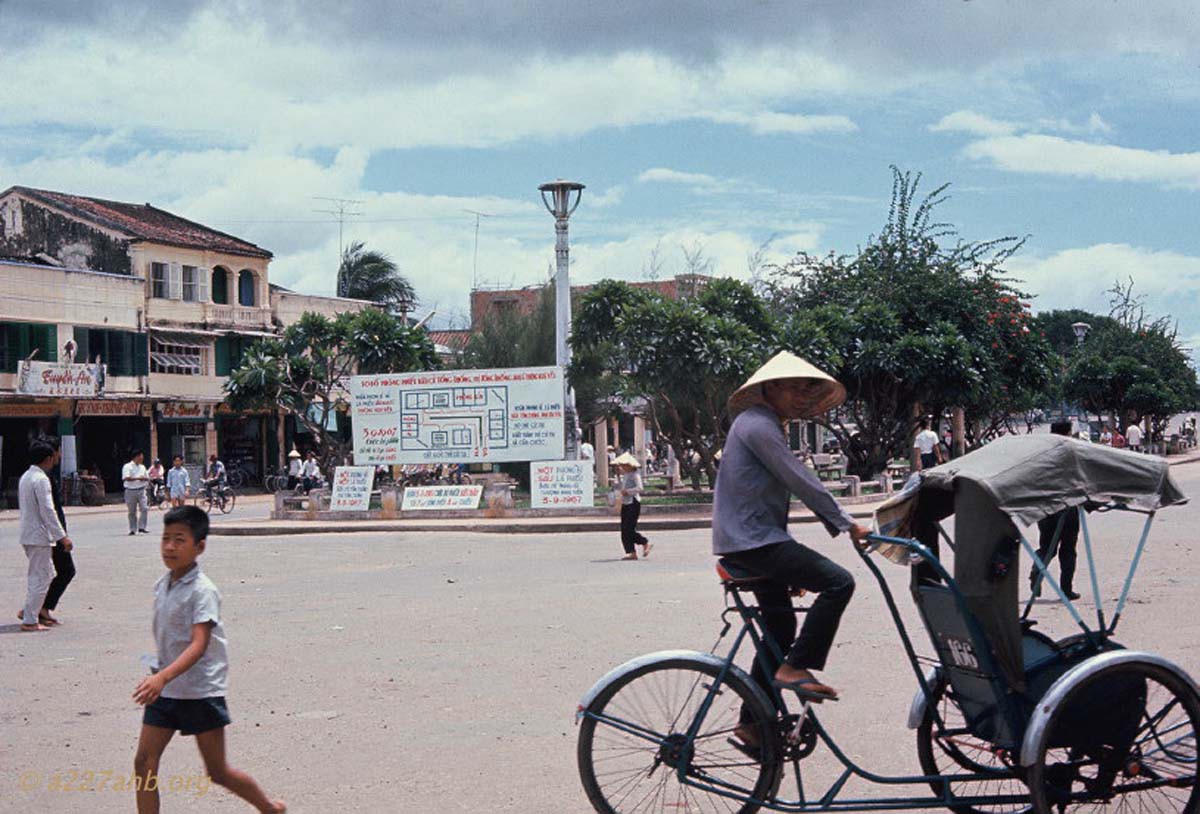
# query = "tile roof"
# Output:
<box><xmin>5</xmin><ymin>185</ymin><xmax>272</xmax><ymax>259</ymax></box>
<box><xmin>428</xmin><ymin>330</ymin><xmax>471</xmax><ymax>351</ymax></box>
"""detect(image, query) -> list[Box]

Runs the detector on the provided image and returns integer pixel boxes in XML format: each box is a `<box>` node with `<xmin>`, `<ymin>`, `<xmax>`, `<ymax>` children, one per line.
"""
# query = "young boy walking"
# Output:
<box><xmin>132</xmin><ymin>505</ymin><xmax>284</xmax><ymax>813</ymax></box>
<box><xmin>165</xmin><ymin>455</ymin><xmax>191</xmax><ymax>507</ymax></box>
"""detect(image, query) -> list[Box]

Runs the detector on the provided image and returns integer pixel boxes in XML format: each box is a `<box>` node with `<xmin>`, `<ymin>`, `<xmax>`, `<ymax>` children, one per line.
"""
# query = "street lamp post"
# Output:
<box><xmin>1065</xmin><ymin>322</ymin><xmax>1092</xmax><ymax>433</ymax></box>
<box><xmin>539</xmin><ymin>179</ymin><xmax>585</xmax><ymax>460</ymax></box>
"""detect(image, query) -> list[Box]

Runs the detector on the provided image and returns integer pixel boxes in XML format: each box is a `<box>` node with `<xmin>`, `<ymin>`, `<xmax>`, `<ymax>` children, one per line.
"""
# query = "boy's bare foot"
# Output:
<box><xmin>774</xmin><ymin>665</ymin><xmax>838</xmax><ymax>698</ymax></box>
<box><xmin>20</xmin><ymin>623</ymin><xmax>50</xmax><ymax>632</ymax></box>
<box><xmin>640</xmin><ymin>542</ymin><xmax>652</xmax><ymax>558</ymax></box>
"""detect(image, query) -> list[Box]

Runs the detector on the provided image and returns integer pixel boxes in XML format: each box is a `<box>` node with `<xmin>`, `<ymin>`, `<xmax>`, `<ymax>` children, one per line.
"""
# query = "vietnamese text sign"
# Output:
<box><xmin>402</xmin><ymin>484</ymin><xmax>484</xmax><ymax>511</ymax></box>
<box><xmin>158</xmin><ymin>402</ymin><xmax>212</xmax><ymax>421</ymax></box>
<box><xmin>329</xmin><ymin>465</ymin><xmax>375</xmax><ymax>511</ymax></box>
<box><xmin>530</xmin><ymin>460</ymin><xmax>595</xmax><ymax>509</ymax></box>
<box><xmin>350</xmin><ymin>366</ymin><xmax>565</xmax><ymax>464</ymax></box>
<box><xmin>17</xmin><ymin>360</ymin><xmax>105</xmax><ymax>397</ymax></box>
<box><xmin>77</xmin><ymin>399</ymin><xmax>145</xmax><ymax>417</ymax></box>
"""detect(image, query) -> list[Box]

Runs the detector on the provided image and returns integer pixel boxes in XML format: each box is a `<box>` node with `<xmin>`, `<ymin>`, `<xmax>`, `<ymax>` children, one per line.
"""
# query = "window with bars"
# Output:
<box><xmin>150</xmin><ymin>336</ymin><xmax>208</xmax><ymax>375</ymax></box>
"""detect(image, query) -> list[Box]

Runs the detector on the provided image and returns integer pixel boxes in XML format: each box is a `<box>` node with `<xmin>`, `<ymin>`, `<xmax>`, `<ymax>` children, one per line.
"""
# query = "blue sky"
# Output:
<box><xmin>2</xmin><ymin>2</ymin><xmax>1199</xmax><ymax>349</ymax></box>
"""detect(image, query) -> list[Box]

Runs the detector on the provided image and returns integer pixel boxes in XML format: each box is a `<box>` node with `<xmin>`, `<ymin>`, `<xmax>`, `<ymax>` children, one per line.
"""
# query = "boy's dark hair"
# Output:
<box><xmin>29</xmin><ymin>440</ymin><xmax>56</xmax><ymax>466</ymax></box>
<box><xmin>163</xmin><ymin>505</ymin><xmax>209</xmax><ymax>542</ymax></box>
<box><xmin>172</xmin><ymin>454</ymin><xmax>183</xmax><ymax>461</ymax></box>
<box><xmin>918</xmin><ymin>419</ymin><xmax>929</xmax><ymax>430</ymax></box>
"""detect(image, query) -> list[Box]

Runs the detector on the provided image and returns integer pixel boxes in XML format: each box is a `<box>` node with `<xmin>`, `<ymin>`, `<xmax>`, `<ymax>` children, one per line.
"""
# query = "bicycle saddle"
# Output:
<box><xmin>715</xmin><ymin>558</ymin><xmax>770</xmax><ymax>585</ymax></box>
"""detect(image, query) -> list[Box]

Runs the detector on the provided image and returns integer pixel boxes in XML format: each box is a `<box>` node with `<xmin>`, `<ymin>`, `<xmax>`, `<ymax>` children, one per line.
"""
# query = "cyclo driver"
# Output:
<box><xmin>712</xmin><ymin>351</ymin><xmax>869</xmax><ymax>753</ymax></box>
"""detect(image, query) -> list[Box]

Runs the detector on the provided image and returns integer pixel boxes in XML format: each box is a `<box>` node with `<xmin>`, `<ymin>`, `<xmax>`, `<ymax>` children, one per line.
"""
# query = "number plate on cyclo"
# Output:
<box><xmin>939</xmin><ymin>635</ymin><xmax>983</xmax><ymax>672</ymax></box>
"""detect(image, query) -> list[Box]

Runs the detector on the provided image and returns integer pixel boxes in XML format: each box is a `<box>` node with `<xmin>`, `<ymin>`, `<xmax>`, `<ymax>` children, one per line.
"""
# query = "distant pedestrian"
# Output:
<box><xmin>579</xmin><ymin>439</ymin><xmax>594</xmax><ymax>461</ymax></box>
<box><xmin>123</xmin><ymin>450</ymin><xmax>150</xmax><ymax>536</ymax></box>
<box><xmin>40</xmin><ymin>436</ymin><xmax>76</xmax><ymax>625</ymax></box>
<box><xmin>1099</xmin><ymin>426</ymin><xmax>1113</xmax><ymax>446</ymax></box>
<box><xmin>132</xmin><ymin>505</ymin><xmax>285</xmax><ymax>814</ymax></box>
<box><xmin>1030</xmin><ymin>421</ymin><xmax>1081</xmax><ymax>601</ymax></box>
<box><xmin>913</xmin><ymin>419</ymin><xmax>943</xmax><ymax>472</ymax></box>
<box><xmin>615</xmin><ymin>452</ymin><xmax>650</xmax><ymax>560</ymax></box>
<box><xmin>1125</xmin><ymin>422</ymin><xmax>1144</xmax><ymax>453</ymax></box>
<box><xmin>166</xmin><ymin>454</ymin><xmax>191</xmax><ymax>507</ymax></box>
<box><xmin>287</xmin><ymin>449</ymin><xmax>302</xmax><ymax>490</ymax></box>
<box><xmin>17</xmin><ymin>440</ymin><xmax>72</xmax><ymax>632</ymax></box>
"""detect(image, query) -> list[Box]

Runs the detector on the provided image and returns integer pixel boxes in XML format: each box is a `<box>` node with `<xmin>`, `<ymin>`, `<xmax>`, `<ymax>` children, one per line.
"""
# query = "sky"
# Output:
<box><xmin>2</xmin><ymin>1</ymin><xmax>1199</xmax><ymax>349</ymax></box>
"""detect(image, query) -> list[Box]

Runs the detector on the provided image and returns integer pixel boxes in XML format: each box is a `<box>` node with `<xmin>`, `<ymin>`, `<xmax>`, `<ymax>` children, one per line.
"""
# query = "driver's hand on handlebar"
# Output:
<box><xmin>848</xmin><ymin>523</ymin><xmax>872</xmax><ymax>550</ymax></box>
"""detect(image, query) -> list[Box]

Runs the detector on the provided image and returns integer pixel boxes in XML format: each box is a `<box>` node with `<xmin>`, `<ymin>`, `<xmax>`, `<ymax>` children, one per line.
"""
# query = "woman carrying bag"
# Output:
<box><xmin>615</xmin><ymin>452</ymin><xmax>651</xmax><ymax>560</ymax></box>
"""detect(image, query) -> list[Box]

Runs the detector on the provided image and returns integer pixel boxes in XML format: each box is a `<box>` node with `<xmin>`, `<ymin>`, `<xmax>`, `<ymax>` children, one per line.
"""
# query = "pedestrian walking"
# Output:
<box><xmin>615</xmin><ymin>453</ymin><xmax>650</xmax><ymax>560</ymax></box>
<box><xmin>40</xmin><ymin>436</ymin><xmax>76</xmax><ymax>625</ymax></box>
<box><xmin>166</xmin><ymin>454</ymin><xmax>191</xmax><ymax>507</ymax></box>
<box><xmin>1125</xmin><ymin>421</ymin><xmax>1144</xmax><ymax>453</ymax></box>
<box><xmin>1030</xmin><ymin>421</ymin><xmax>1082</xmax><ymax>600</ymax></box>
<box><xmin>287</xmin><ymin>449</ymin><xmax>302</xmax><ymax>490</ymax></box>
<box><xmin>133</xmin><ymin>505</ymin><xmax>285</xmax><ymax>814</ymax></box>
<box><xmin>913</xmin><ymin>419</ymin><xmax>943</xmax><ymax>472</ymax></box>
<box><xmin>17</xmin><ymin>440</ymin><xmax>72</xmax><ymax>632</ymax></box>
<box><xmin>579</xmin><ymin>439</ymin><xmax>595</xmax><ymax>461</ymax></box>
<box><xmin>300</xmin><ymin>451</ymin><xmax>321</xmax><ymax>493</ymax></box>
<box><xmin>123</xmin><ymin>450</ymin><xmax>150</xmax><ymax>535</ymax></box>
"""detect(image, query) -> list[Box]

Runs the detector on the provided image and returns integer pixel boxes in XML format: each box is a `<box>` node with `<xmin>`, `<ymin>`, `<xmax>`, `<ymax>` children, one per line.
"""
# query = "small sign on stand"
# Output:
<box><xmin>530</xmin><ymin>460</ymin><xmax>594</xmax><ymax>508</ymax></box>
<box><xmin>329</xmin><ymin>466</ymin><xmax>375</xmax><ymax>511</ymax></box>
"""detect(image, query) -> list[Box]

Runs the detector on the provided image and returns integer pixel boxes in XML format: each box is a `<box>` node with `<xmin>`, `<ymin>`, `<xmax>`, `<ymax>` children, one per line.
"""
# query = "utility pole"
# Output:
<box><xmin>463</xmin><ymin>209</ymin><xmax>494</xmax><ymax>291</ymax></box>
<box><xmin>313</xmin><ymin>196</ymin><xmax>364</xmax><ymax>259</ymax></box>
<box><xmin>539</xmin><ymin>179</ymin><xmax>585</xmax><ymax>461</ymax></box>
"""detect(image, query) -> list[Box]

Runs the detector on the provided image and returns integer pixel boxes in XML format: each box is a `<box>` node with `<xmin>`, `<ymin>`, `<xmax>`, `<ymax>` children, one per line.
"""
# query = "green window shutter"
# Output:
<box><xmin>74</xmin><ymin>326</ymin><xmax>90</xmax><ymax>355</ymax></box>
<box><xmin>42</xmin><ymin>325</ymin><xmax>57</xmax><ymax>362</ymax></box>
<box><xmin>215</xmin><ymin>336</ymin><xmax>231</xmax><ymax>376</ymax></box>
<box><xmin>135</xmin><ymin>333</ymin><xmax>149</xmax><ymax>376</ymax></box>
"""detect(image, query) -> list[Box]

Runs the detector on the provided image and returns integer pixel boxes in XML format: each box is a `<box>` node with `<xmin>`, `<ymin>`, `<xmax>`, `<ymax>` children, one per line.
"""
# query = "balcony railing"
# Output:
<box><xmin>204</xmin><ymin>303</ymin><xmax>272</xmax><ymax>329</ymax></box>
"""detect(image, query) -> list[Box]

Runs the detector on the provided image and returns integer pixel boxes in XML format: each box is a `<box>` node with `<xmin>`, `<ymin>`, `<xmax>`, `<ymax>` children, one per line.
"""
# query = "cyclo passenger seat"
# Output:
<box><xmin>715</xmin><ymin>558</ymin><xmax>771</xmax><ymax>591</ymax></box>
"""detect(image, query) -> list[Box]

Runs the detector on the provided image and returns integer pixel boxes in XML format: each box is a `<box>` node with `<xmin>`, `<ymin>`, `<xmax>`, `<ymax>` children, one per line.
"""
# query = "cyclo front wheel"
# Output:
<box><xmin>1026</xmin><ymin>659</ymin><xmax>1200</xmax><ymax>813</ymax></box>
<box><xmin>578</xmin><ymin>655</ymin><xmax>781</xmax><ymax>814</ymax></box>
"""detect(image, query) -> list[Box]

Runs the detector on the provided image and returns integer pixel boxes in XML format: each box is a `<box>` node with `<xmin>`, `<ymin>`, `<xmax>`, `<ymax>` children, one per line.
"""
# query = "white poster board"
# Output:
<box><xmin>329</xmin><ymin>466</ymin><xmax>375</xmax><ymax>512</ymax></box>
<box><xmin>530</xmin><ymin>460</ymin><xmax>595</xmax><ymax>509</ymax></box>
<box><xmin>402</xmin><ymin>484</ymin><xmax>484</xmax><ymax>511</ymax></box>
<box><xmin>17</xmin><ymin>360</ymin><xmax>105</xmax><ymax>397</ymax></box>
<box><xmin>350</xmin><ymin>366</ymin><xmax>565</xmax><ymax>464</ymax></box>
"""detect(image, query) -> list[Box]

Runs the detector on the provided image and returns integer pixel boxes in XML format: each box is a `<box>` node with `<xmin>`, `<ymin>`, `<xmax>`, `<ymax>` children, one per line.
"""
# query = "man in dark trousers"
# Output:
<box><xmin>41</xmin><ymin>437</ymin><xmax>76</xmax><ymax>624</ymax></box>
<box><xmin>713</xmin><ymin>351</ymin><xmax>869</xmax><ymax>754</ymax></box>
<box><xmin>1030</xmin><ymin>421</ymin><xmax>1081</xmax><ymax>600</ymax></box>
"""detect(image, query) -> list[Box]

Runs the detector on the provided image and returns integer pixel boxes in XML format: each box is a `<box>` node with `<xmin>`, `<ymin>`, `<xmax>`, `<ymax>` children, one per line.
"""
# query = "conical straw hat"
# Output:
<box><xmin>613</xmin><ymin>452</ymin><xmax>641</xmax><ymax>469</ymax></box>
<box><xmin>727</xmin><ymin>351</ymin><xmax>845</xmax><ymax>418</ymax></box>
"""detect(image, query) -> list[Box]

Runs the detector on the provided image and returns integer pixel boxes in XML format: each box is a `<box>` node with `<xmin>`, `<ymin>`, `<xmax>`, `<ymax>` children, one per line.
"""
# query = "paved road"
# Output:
<box><xmin>2</xmin><ymin>463</ymin><xmax>1198</xmax><ymax>812</ymax></box>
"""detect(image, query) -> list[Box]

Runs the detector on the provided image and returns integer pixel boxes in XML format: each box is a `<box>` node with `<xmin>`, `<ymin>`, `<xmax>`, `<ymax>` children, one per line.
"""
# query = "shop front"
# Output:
<box><xmin>155</xmin><ymin>402</ymin><xmax>215</xmax><ymax>487</ymax></box>
<box><xmin>74</xmin><ymin>399</ymin><xmax>152</xmax><ymax>493</ymax></box>
<box><xmin>215</xmin><ymin>407</ymin><xmax>274</xmax><ymax>485</ymax></box>
<box><xmin>0</xmin><ymin>399</ymin><xmax>69</xmax><ymax>505</ymax></box>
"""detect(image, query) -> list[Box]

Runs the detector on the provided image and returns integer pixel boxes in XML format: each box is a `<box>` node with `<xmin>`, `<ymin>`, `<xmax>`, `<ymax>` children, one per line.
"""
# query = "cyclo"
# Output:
<box><xmin>576</xmin><ymin>434</ymin><xmax>1198</xmax><ymax>812</ymax></box>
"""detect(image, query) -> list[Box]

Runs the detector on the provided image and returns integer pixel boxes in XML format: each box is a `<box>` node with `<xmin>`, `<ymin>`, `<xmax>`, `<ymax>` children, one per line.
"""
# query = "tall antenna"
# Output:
<box><xmin>463</xmin><ymin>209</ymin><xmax>494</xmax><ymax>291</ymax></box>
<box><xmin>314</xmin><ymin>196</ymin><xmax>364</xmax><ymax>258</ymax></box>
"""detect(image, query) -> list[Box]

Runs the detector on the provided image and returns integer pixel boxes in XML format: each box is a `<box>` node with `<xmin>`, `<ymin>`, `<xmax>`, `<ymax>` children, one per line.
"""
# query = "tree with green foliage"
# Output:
<box><xmin>225</xmin><ymin>308</ymin><xmax>438</xmax><ymax>474</ymax></box>
<box><xmin>767</xmin><ymin>167</ymin><xmax>1054</xmax><ymax>477</ymax></box>
<box><xmin>572</xmin><ymin>277</ymin><xmax>776</xmax><ymax>487</ymax></box>
<box><xmin>337</xmin><ymin>241</ymin><xmax>417</xmax><ymax>316</ymax></box>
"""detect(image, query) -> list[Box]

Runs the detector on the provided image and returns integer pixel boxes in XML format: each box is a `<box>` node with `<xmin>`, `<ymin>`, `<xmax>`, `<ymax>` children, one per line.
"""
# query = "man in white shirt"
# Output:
<box><xmin>913</xmin><ymin>419</ymin><xmax>943</xmax><ymax>471</ymax></box>
<box><xmin>123</xmin><ymin>450</ymin><xmax>150</xmax><ymax>535</ymax></box>
<box><xmin>579</xmin><ymin>440</ymin><xmax>595</xmax><ymax>461</ymax></box>
<box><xmin>1125</xmin><ymin>422</ymin><xmax>1144</xmax><ymax>452</ymax></box>
<box><xmin>19</xmin><ymin>440</ymin><xmax>71</xmax><ymax>631</ymax></box>
<box><xmin>300</xmin><ymin>452</ymin><xmax>322</xmax><ymax>493</ymax></box>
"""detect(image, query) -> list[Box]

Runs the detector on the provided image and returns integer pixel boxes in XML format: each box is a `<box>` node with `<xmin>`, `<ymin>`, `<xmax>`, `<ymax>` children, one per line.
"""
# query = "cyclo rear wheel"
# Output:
<box><xmin>578</xmin><ymin>656</ymin><xmax>781</xmax><ymax>814</ymax></box>
<box><xmin>1027</xmin><ymin>660</ymin><xmax>1200</xmax><ymax>813</ymax></box>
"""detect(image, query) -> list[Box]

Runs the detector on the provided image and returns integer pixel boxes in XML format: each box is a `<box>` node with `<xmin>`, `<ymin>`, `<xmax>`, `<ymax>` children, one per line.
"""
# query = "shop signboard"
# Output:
<box><xmin>401</xmin><ymin>484</ymin><xmax>484</xmax><ymax>511</ymax></box>
<box><xmin>158</xmin><ymin>402</ymin><xmax>212</xmax><ymax>422</ymax></box>
<box><xmin>0</xmin><ymin>401</ymin><xmax>63</xmax><ymax>417</ymax></box>
<box><xmin>76</xmin><ymin>399</ymin><xmax>146</xmax><ymax>417</ymax></box>
<box><xmin>17</xmin><ymin>360</ymin><xmax>105</xmax><ymax>397</ymax></box>
<box><xmin>530</xmin><ymin>460</ymin><xmax>594</xmax><ymax>508</ymax></box>
<box><xmin>350</xmin><ymin>366</ymin><xmax>565</xmax><ymax>464</ymax></box>
<box><xmin>329</xmin><ymin>466</ymin><xmax>375</xmax><ymax>512</ymax></box>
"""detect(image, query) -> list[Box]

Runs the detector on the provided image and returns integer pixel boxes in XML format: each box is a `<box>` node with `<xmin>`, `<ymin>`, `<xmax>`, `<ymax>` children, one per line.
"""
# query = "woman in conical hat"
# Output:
<box><xmin>613</xmin><ymin>452</ymin><xmax>651</xmax><ymax>560</ymax></box>
<box><xmin>713</xmin><ymin>351</ymin><xmax>869</xmax><ymax>752</ymax></box>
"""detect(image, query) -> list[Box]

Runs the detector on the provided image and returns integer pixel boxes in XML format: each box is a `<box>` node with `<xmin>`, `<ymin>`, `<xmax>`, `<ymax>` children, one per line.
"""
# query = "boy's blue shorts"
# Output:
<box><xmin>143</xmin><ymin>696</ymin><xmax>231</xmax><ymax>736</ymax></box>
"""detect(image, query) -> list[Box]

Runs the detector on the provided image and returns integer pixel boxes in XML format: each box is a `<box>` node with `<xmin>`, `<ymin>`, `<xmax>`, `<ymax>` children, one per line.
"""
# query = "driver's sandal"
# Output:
<box><xmin>773</xmin><ymin>677</ymin><xmax>838</xmax><ymax>703</ymax></box>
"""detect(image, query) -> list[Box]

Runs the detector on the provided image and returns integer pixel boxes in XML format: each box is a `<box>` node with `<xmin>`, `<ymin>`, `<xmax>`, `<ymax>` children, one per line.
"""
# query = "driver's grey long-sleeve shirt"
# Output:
<box><xmin>712</xmin><ymin>404</ymin><xmax>854</xmax><ymax>555</ymax></box>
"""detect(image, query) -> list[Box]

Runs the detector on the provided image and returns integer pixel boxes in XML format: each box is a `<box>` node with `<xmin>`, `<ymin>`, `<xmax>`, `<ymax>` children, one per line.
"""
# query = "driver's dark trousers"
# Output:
<box><xmin>724</xmin><ymin>539</ymin><xmax>855</xmax><ymax>719</ymax></box>
<box><xmin>1031</xmin><ymin>508</ymin><xmax>1080</xmax><ymax>594</ymax></box>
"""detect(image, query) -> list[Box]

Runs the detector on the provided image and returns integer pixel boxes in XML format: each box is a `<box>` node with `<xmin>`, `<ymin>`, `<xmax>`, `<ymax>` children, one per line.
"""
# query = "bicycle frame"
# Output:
<box><xmin>667</xmin><ymin>533</ymin><xmax>1033</xmax><ymax>812</ymax></box>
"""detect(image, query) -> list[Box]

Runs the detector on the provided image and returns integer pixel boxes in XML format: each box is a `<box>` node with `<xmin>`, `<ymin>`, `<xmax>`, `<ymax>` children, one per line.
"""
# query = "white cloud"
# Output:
<box><xmin>962</xmin><ymin>134</ymin><xmax>1200</xmax><ymax>189</ymax></box>
<box><xmin>930</xmin><ymin>110</ymin><xmax>1018</xmax><ymax>137</ymax></box>
<box><xmin>638</xmin><ymin>168</ymin><xmax>724</xmax><ymax>188</ymax></box>
<box><xmin>1009</xmin><ymin>244</ymin><xmax>1200</xmax><ymax>331</ymax></box>
<box><xmin>704</xmin><ymin>111</ymin><xmax>858</xmax><ymax>135</ymax></box>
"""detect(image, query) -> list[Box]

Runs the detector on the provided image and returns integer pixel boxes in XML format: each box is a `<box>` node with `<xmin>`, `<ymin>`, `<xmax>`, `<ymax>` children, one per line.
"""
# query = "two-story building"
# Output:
<box><xmin>0</xmin><ymin>185</ymin><xmax>373</xmax><ymax>496</ymax></box>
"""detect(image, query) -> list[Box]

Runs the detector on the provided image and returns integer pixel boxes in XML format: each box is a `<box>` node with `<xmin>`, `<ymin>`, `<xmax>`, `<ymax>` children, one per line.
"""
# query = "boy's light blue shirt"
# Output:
<box><xmin>166</xmin><ymin>466</ymin><xmax>190</xmax><ymax>495</ymax></box>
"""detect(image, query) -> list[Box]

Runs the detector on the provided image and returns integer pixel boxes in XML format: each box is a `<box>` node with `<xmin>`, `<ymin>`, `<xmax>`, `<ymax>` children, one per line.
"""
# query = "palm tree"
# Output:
<box><xmin>336</xmin><ymin>241</ymin><xmax>417</xmax><ymax>317</ymax></box>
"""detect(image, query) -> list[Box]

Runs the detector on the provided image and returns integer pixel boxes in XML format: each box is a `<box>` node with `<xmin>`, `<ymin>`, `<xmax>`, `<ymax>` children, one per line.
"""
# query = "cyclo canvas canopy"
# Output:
<box><xmin>873</xmin><ymin>434</ymin><xmax>1188</xmax><ymax>691</ymax></box>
